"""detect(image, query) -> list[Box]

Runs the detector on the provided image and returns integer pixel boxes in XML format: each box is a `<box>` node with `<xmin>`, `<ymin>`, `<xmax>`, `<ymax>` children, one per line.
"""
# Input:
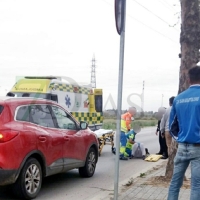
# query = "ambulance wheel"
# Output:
<box><xmin>79</xmin><ymin>147</ymin><xmax>97</xmax><ymax>177</ymax></box>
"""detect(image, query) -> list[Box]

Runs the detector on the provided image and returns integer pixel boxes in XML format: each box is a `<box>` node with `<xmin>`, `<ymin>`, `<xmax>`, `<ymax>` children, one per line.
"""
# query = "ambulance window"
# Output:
<box><xmin>12</xmin><ymin>92</ymin><xmax>50</xmax><ymax>99</ymax></box>
<box><xmin>22</xmin><ymin>93</ymin><xmax>30</xmax><ymax>97</ymax></box>
<box><xmin>95</xmin><ymin>95</ymin><xmax>102</xmax><ymax>112</ymax></box>
<box><xmin>51</xmin><ymin>106</ymin><xmax>77</xmax><ymax>130</ymax></box>
<box><xmin>51</xmin><ymin>94</ymin><xmax>58</xmax><ymax>102</ymax></box>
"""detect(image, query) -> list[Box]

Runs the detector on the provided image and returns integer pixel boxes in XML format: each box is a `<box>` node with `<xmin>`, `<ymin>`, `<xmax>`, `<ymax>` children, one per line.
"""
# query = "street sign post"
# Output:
<box><xmin>114</xmin><ymin>0</ymin><xmax>126</xmax><ymax>199</ymax></box>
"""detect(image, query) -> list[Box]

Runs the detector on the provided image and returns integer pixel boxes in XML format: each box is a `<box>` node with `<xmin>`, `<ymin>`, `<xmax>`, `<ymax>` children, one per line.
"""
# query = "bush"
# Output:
<box><xmin>102</xmin><ymin>118</ymin><xmax>157</xmax><ymax>130</ymax></box>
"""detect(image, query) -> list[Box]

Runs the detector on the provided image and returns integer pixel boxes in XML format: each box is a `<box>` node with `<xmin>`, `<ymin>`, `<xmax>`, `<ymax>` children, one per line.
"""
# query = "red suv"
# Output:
<box><xmin>0</xmin><ymin>97</ymin><xmax>98</xmax><ymax>199</ymax></box>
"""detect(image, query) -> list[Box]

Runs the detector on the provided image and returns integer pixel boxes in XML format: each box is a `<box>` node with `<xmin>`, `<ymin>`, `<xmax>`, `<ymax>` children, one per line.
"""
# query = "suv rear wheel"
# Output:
<box><xmin>12</xmin><ymin>158</ymin><xmax>42</xmax><ymax>200</ymax></box>
<box><xmin>79</xmin><ymin>147</ymin><xmax>97</xmax><ymax>177</ymax></box>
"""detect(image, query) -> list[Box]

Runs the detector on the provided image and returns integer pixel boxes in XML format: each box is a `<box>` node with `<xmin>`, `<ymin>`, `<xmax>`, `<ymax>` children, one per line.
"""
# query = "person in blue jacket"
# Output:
<box><xmin>167</xmin><ymin>66</ymin><xmax>200</xmax><ymax>200</ymax></box>
<box><xmin>124</xmin><ymin>129</ymin><xmax>149</xmax><ymax>159</ymax></box>
<box><xmin>124</xmin><ymin>129</ymin><xmax>137</xmax><ymax>157</ymax></box>
<box><xmin>112</xmin><ymin>129</ymin><xmax>149</xmax><ymax>159</ymax></box>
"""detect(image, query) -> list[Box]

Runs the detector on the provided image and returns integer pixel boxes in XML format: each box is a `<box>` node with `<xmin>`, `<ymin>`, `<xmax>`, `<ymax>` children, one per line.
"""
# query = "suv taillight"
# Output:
<box><xmin>0</xmin><ymin>130</ymin><xmax>19</xmax><ymax>143</ymax></box>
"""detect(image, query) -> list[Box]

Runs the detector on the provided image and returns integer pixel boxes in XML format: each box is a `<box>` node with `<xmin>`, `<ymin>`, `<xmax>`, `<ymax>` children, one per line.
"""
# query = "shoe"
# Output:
<box><xmin>142</xmin><ymin>155</ymin><xmax>146</xmax><ymax>160</ymax></box>
<box><xmin>161</xmin><ymin>156</ymin><xmax>168</xmax><ymax>159</ymax></box>
<box><xmin>120</xmin><ymin>156</ymin><xmax>128</xmax><ymax>160</ymax></box>
<box><xmin>129</xmin><ymin>155</ymin><xmax>134</xmax><ymax>159</ymax></box>
<box><xmin>156</xmin><ymin>152</ymin><xmax>163</xmax><ymax>155</ymax></box>
<box><xmin>145</xmin><ymin>148</ymin><xmax>150</xmax><ymax>155</ymax></box>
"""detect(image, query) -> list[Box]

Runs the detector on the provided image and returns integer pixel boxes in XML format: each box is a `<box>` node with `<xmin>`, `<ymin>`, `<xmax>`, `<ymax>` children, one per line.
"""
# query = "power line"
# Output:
<box><xmin>159</xmin><ymin>0</ymin><xmax>178</xmax><ymax>10</ymax></box>
<box><xmin>156</xmin><ymin>0</ymin><xmax>181</xmax><ymax>28</ymax></box>
<box><xmin>131</xmin><ymin>0</ymin><xmax>179</xmax><ymax>32</ymax></box>
<box><xmin>101</xmin><ymin>0</ymin><xmax>178</xmax><ymax>44</ymax></box>
<box><xmin>126</xmin><ymin>13</ymin><xmax>178</xmax><ymax>43</ymax></box>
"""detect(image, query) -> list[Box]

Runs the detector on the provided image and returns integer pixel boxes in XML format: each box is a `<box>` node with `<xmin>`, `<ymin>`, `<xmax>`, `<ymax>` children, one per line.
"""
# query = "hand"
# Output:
<box><xmin>161</xmin><ymin>133</ymin><xmax>165</xmax><ymax>138</ymax></box>
<box><xmin>161</xmin><ymin>130</ymin><xmax>165</xmax><ymax>138</ymax></box>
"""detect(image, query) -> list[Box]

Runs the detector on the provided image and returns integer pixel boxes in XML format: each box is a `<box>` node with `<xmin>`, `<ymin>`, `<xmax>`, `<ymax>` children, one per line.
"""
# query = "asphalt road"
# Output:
<box><xmin>0</xmin><ymin>126</ymin><xmax>162</xmax><ymax>200</ymax></box>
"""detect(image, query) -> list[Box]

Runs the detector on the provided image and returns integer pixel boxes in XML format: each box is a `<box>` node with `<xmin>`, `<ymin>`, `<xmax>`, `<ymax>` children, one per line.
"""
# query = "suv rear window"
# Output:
<box><xmin>16</xmin><ymin>106</ymin><xmax>30</xmax><ymax>122</ymax></box>
<box><xmin>0</xmin><ymin>105</ymin><xmax>4</xmax><ymax>114</ymax></box>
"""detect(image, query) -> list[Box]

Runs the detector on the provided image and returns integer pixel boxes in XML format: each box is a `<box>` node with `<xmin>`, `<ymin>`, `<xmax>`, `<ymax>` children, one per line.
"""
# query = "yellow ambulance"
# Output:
<box><xmin>9</xmin><ymin>76</ymin><xmax>103</xmax><ymax>131</ymax></box>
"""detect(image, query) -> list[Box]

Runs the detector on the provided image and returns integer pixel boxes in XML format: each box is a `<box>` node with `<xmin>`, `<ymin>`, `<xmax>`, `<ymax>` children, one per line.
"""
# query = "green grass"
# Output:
<box><xmin>102</xmin><ymin>118</ymin><xmax>157</xmax><ymax>130</ymax></box>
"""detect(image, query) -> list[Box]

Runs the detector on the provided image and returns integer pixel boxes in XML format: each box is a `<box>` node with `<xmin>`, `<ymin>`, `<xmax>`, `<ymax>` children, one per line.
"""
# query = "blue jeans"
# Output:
<box><xmin>167</xmin><ymin>143</ymin><xmax>200</xmax><ymax>200</ymax></box>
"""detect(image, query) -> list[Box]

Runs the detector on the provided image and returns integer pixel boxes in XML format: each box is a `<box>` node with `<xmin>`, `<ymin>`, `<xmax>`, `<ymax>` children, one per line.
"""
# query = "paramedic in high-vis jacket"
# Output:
<box><xmin>120</xmin><ymin>107</ymin><xmax>137</xmax><ymax>160</ymax></box>
<box><xmin>125</xmin><ymin>129</ymin><xmax>149</xmax><ymax>159</ymax></box>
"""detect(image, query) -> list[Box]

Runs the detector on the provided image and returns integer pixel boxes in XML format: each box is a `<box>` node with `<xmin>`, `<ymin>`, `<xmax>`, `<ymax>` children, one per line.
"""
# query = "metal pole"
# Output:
<box><xmin>114</xmin><ymin>0</ymin><xmax>126</xmax><ymax>199</ymax></box>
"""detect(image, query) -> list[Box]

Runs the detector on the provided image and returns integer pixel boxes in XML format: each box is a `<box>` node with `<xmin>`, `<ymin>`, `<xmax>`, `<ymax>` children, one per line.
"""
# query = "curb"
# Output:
<box><xmin>88</xmin><ymin>159</ymin><xmax>164</xmax><ymax>200</ymax></box>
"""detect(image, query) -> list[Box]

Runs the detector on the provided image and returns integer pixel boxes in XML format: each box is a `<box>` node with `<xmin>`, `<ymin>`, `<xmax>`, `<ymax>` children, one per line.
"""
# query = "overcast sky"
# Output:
<box><xmin>0</xmin><ymin>0</ymin><xmax>181</xmax><ymax>112</ymax></box>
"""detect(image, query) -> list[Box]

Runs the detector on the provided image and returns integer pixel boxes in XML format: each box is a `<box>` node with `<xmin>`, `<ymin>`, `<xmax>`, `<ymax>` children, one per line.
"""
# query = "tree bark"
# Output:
<box><xmin>165</xmin><ymin>139</ymin><xmax>178</xmax><ymax>179</ymax></box>
<box><xmin>179</xmin><ymin>0</ymin><xmax>200</xmax><ymax>93</ymax></box>
<box><xmin>165</xmin><ymin>0</ymin><xmax>200</xmax><ymax>179</ymax></box>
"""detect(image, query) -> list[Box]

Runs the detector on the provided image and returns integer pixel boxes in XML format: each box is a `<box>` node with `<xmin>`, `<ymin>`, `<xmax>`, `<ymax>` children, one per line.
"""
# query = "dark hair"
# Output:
<box><xmin>169</xmin><ymin>96</ymin><xmax>175</xmax><ymax>105</ymax></box>
<box><xmin>188</xmin><ymin>66</ymin><xmax>200</xmax><ymax>84</ymax></box>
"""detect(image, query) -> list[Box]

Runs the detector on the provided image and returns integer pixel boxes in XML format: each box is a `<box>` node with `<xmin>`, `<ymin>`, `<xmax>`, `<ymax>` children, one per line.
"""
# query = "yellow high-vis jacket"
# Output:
<box><xmin>121</xmin><ymin>112</ymin><xmax>132</xmax><ymax>132</ymax></box>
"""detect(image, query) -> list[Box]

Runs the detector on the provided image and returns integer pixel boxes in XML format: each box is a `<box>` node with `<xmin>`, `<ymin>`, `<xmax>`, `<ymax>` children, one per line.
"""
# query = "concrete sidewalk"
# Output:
<box><xmin>93</xmin><ymin>160</ymin><xmax>191</xmax><ymax>200</ymax></box>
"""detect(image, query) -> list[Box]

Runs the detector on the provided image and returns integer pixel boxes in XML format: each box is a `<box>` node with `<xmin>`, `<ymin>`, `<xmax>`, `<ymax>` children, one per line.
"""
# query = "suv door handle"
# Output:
<box><xmin>38</xmin><ymin>136</ymin><xmax>46</xmax><ymax>142</ymax></box>
<box><xmin>64</xmin><ymin>136</ymin><xmax>70</xmax><ymax>141</ymax></box>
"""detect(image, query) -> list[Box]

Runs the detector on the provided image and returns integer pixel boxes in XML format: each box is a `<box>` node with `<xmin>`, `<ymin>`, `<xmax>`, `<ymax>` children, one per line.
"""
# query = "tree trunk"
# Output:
<box><xmin>165</xmin><ymin>139</ymin><xmax>178</xmax><ymax>179</ymax></box>
<box><xmin>165</xmin><ymin>0</ymin><xmax>200</xmax><ymax>179</ymax></box>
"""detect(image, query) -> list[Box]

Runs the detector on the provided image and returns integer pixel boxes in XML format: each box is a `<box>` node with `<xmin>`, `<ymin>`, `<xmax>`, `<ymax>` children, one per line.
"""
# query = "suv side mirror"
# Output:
<box><xmin>80</xmin><ymin>121</ymin><xmax>88</xmax><ymax>130</ymax></box>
